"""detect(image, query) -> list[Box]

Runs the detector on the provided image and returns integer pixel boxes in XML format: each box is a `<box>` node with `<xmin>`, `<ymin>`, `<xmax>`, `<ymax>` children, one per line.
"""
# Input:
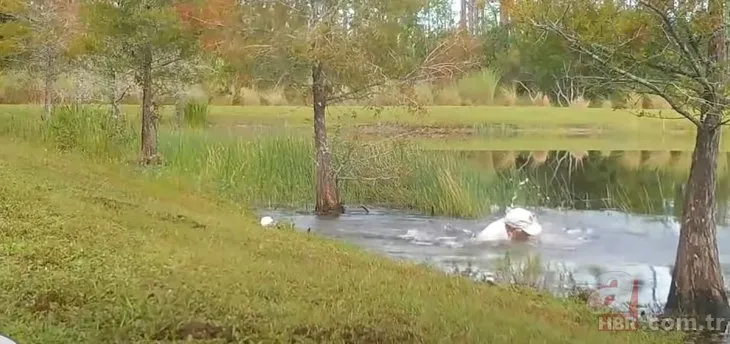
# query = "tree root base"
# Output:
<box><xmin>140</xmin><ymin>153</ymin><xmax>163</xmax><ymax>166</ymax></box>
<box><xmin>315</xmin><ymin>203</ymin><xmax>345</xmax><ymax>216</ymax></box>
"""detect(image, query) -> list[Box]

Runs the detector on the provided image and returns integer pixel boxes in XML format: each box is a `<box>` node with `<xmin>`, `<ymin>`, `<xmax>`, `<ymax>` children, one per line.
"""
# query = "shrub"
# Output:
<box><xmin>457</xmin><ymin>67</ymin><xmax>501</xmax><ymax>105</ymax></box>
<box><xmin>240</xmin><ymin>87</ymin><xmax>261</xmax><ymax>106</ymax></box>
<box><xmin>260</xmin><ymin>88</ymin><xmax>288</xmax><ymax>106</ymax></box>
<box><xmin>413</xmin><ymin>82</ymin><xmax>434</xmax><ymax>106</ymax></box>
<box><xmin>498</xmin><ymin>85</ymin><xmax>518</xmax><ymax>106</ymax></box>
<box><xmin>433</xmin><ymin>84</ymin><xmax>462</xmax><ymax>105</ymax></box>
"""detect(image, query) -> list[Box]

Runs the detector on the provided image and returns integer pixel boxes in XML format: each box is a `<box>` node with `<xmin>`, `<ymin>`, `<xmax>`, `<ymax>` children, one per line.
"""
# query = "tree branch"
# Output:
<box><xmin>530</xmin><ymin>19</ymin><xmax>703</xmax><ymax>127</ymax></box>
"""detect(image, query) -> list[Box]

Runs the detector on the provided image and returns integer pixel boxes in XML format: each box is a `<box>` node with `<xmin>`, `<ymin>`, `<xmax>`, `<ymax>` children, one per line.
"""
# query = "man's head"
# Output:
<box><xmin>504</xmin><ymin>208</ymin><xmax>542</xmax><ymax>242</ymax></box>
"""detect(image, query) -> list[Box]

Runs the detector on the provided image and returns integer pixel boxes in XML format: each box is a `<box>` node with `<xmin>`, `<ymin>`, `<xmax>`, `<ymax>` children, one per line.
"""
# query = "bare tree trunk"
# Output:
<box><xmin>42</xmin><ymin>55</ymin><xmax>54</xmax><ymax>121</ymax></box>
<box><xmin>108</xmin><ymin>69</ymin><xmax>121</xmax><ymax>120</ymax></box>
<box><xmin>665</xmin><ymin>113</ymin><xmax>730</xmax><ymax>326</ymax></box>
<box><xmin>469</xmin><ymin>0</ymin><xmax>477</xmax><ymax>34</ymax></box>
<box><xmin>174</xmin><ymin>93</ymin><xmax>185</xmax><ymax>128</ymax></box>
<box><xmin>140</xmin><ymin>46</ymin><xmax>160</xmax><ymax>165</ymax></box>
<box><xmin>311</xmin><ymin>61</ymin><xmax>343</xmax><ymax>216</ymax></box>
<box><xmin>231</xmin><ymin>73</ymin><xmax>241</xmax><ymax>105</ymax></box>
<box><xmin>499</xmin><ymin>0</ymin><xmax>512</xmax><ymax>26</ymax></box>
<box><xmin>459</xmin><ymin>0</ymin><xmax>467</xmax><ymax>30</ymax></box>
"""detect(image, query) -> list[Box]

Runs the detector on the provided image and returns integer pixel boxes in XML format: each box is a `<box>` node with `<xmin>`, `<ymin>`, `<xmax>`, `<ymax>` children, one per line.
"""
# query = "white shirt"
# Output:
<box><xmin>475</xmin><ymin>219</ymin><xmax>509</xmax><ymax>242</ymax></box>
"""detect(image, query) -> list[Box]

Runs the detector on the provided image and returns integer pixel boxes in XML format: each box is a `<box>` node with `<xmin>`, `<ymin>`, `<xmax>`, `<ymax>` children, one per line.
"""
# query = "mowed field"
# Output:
<box><xmin>4</xmin><ymin>103</ymin><xmax>723</xmax><ymax>151</ymax></box>
<box><xmin>203</xmin><ymin>105</ymin><xmax>693</xmax><ymax>131</ymax></box>
<box><xmin>0</xmin><ymin>104</ymin><xmax>694</xmax><ymax>130</ymax></box>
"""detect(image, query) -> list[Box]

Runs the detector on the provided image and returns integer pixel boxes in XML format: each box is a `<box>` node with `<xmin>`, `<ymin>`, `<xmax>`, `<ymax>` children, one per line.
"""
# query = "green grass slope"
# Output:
<box><xmin>0</xmin><ymin>139</ymin><xmax>681</xmax><ymax>343</ymax></box>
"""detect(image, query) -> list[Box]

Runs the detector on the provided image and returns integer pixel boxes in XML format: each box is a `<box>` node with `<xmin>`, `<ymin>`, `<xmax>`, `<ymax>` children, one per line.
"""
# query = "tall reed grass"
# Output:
<box><xmin>0</xmin><ymin>105</ymin><xmax>533</xmax><ymax>218</ymax></box>
<box><xmin>158</xmin><ymin>131</ymin><xmax>524</xmax><ymax>217</ymax></box>
<box><xmin>179</xmin><ymin>99</ymin><xmax>209</xmax><ymax>128</ymax></box>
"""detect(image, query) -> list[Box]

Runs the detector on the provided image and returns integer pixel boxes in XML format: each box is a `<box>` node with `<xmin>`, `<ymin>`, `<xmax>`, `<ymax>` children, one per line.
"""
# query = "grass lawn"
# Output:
<box><xmin>0</xmin><ymin>138</ymin><xmax>682</xmax><ymax>343</ymax></box>
<box><xmin>203</xmin><ymin>105</ymin><xmax>694</xmax><ymax>132</ymax></box>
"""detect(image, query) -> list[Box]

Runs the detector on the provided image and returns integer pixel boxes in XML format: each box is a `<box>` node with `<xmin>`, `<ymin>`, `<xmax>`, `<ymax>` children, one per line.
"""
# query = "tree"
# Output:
<box><xmin>0</xmin><ymin>0</ymin><xmax>26</xmax><ymax>66</ymax></box>
<box><xmin>175</xmin><ymin>0</ymin><xmax>257</xmax><ymax>105</ymax></box>
<box><xmin>3</xmin><ymin>0</ymin><xmax>81</xmax><ymax>120</ymax></box>
<box><xmin>82</xmin><ymin>0</ymin><xmax>201</xmax><ymax>165</ymax></box>
<box><xmin>190</xmin><ymin>0</ymin><xmax>472</xmax><ymax>215</ymax></box>
<box><xmin>516</xmin><ymin>0</ymin><xmax>730</xmax><ymax>325</ymax></box>
<box><xmin>308</xmin><ymin>1</ymin><xmax>473</xmax><ymax>215</ymax></box>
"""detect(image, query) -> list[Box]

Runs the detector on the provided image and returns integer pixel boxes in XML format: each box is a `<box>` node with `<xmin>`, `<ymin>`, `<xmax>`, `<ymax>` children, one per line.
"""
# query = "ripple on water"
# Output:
<box><xmin>258</xmin><ymin>207</ymin><xmax>730</xmax><ymax>318</ymax></box>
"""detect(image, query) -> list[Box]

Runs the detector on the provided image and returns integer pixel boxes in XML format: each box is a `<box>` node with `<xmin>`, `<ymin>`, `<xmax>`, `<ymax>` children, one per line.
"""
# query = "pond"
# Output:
<box><xmin>259</xmin><ymin>149</ymin><xmax>730</xmax><ymax>327</ymax></box>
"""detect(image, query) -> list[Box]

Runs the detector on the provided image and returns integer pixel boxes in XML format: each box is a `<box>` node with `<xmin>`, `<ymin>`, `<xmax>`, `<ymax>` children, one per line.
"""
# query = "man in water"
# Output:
<box><xmin>475</xmin><ymin>207</ymin><xmax>542</xmax><ymax>243</ymax></box>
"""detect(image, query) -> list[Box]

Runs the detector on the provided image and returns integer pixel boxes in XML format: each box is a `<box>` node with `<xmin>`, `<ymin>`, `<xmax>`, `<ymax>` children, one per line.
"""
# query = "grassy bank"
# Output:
<box><xmin>0</xmin><ymin>138</ymin><xmax>682</xmax><ymax>343</ymax></box>
<box><xmin>0</xmin><ymin>106</ymin><xmax>528</xmax><ymax>218</ymax></box>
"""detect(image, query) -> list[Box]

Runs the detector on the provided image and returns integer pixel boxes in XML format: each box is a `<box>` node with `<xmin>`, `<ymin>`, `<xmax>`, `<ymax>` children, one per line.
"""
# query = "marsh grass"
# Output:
<box><xmin>0</xmin><ymin>106</ymin><xmax>526</xmax><ymax>218</ymax></box>
<box><xmin>180</xmin><ymin>99</ymin><xmax>209</xmax><ymax>128</ymax></box>
<box><xmin>159</xmin><ymin>131</ymin><xmax>518</xmax><ymax>218</ymax></box>
<box><xmin>0</xmin><ymin>105</ymin><xmax>695</xmax><ymax>219</ymax></box>
<box><xmin>0</xmin><ymin>104</ymin><xmax>137</xmax><ymax>160</ymax></box>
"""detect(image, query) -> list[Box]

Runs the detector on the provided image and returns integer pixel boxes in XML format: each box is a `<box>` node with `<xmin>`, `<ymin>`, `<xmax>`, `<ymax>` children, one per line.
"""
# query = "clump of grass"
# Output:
<box><xmin>178</xmin><ymin>99</ymin><xmax>209</xmax><ymax>129</ymax></box>
<box><xmin>457</xmin><ymin>67</ymin><xmax>502</xmax><ymax>105</ymax></box>
<box><xmin>45</xmin><ymin>104</ymin><xmax>136</xmax><ymax>159</ymax></box>
<box><xmin>433</xmin><ymin>84</ymin><xmax>462</xmax><ymax>105</ymax></box>
<box><xmin>433</xmin><ymin>168</ymin><xmax>479</xmax><ymax>216</ymax></box>
<box><xmin>498</xmin><ymin>85</ymin><xmax>518</xmax><ymax>106</ymax></box>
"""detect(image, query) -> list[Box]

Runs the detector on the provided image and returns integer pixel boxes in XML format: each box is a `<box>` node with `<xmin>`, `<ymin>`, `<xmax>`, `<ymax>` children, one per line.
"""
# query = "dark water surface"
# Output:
<box><xmin>260</xmin><ymin>149</ymin><xmax>730</xmax><ymax>343</ymax></box>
